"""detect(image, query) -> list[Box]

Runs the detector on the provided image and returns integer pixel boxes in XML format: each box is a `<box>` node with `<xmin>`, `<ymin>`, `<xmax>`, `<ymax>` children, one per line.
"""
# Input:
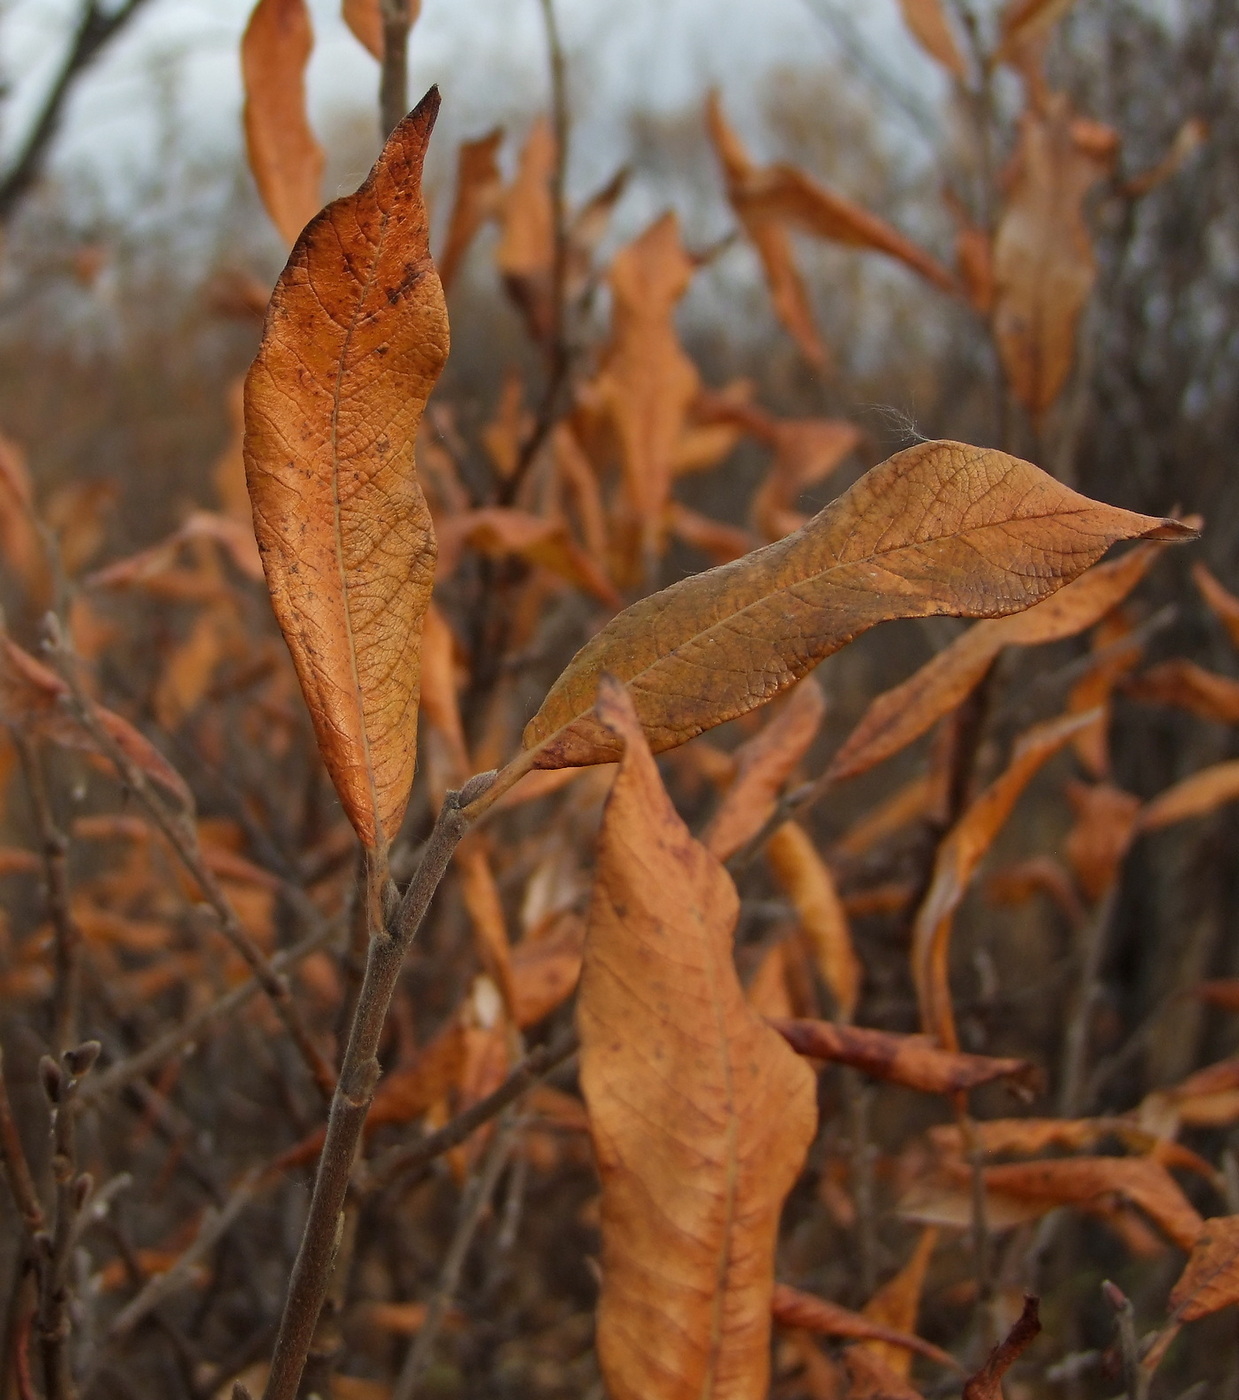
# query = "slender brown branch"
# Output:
<box><xmin>1101</xmin><ymin>1280</ymin><xmax>1148</xmax><ymax>1400</ymax></box>
<box><xmin>47</xmin><ymin>630</ymin><xmax>337</xmax><ymax>1104</ymax></box>
<box><xmin>392</xmin><ymin>1117</ymin><xmax>516</xmax><ymax>1400</ymax></box>
<box><xmin>0</xmin><ymin>1046</ymin><xmax>44</xmax><ymax>1238</ymax></box>
<box><xmin>378</xmin><ymin>0</ymin><xmax>412</xmax><ymax>138</ymax></box>
<box><xmin>13</xmin><ymin>732</ymin><xmax>80</xmax><ymax>1053</ymax></box>
<box><xmin>78</xmin><ymin>916</ymin><xmax>340</xmax><ymax>1107</ymax></box>
<box><xmin>366</xmin><ymin>1027</ymin><xmax>579</xmax><ymax>1193</ymax></box>
<box><xmin>1058</xmin><ymin>883</ymin><xmax>1119</xmax><ymax>1117</ymax></box>
<box><xmin>106</xmin><ymin>1171</ymin><xmax>260</xmax><ymax>1342</ymax></box>
<box><xmin>261</xmin><ymin>771</ymin><xmax>493</xmax><ymax>1400</ymax></box>
<box><xmin>0</xmin><ymin>0</ymin><xmax>153</xmax><ymax>223</ymax></box>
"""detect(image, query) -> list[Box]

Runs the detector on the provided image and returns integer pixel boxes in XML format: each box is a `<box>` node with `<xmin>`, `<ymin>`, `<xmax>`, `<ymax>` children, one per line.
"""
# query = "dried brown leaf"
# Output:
<box><xmin>497</xmin><ymin>117</ymin><xmax>556</xmax><ymax>342</ymax></box>
<box><xmin>1123</xmin><ymin>117</ymin><xmax>1207</xmax><ymax>198</ymax></box>
<box><xmin>773</xmin><ymin>1018</ymin><xmax>1038</xmax><ymax>1096</ymax></box>
<box><xmin>438</xmin><ymin>128</ymin><xmax>504</xmax><ymax>291</ymax></box>
<box><xmin>996</xmin><ymin>0</ymin><xmax>1076</xmax><ymax>64</ymax></box>
<box><xmin>578</xmin><ymin>678</ymin><xmax>817</xmax><ymax>1400</ymax></box>
<box><xmin>521</xmin><ymin>443</ymin><xmax>1190</xmax><ymax>775</ymax></box>
<box><xmin>243</xmin><ymin>91</ymin><xmax>447</xmax><ymax>850</ymax></box>
<box><xmin>772</xmin><ymin>1285</ymin><xmax>955</xmax><ymax>1370</ymax></box>
<box><xmin>829</xmin><ymin>543</ymin><xmax>1160</xmax><ymax>784</ymax></box>
<box><xmin>859</xmin><ymin>1229</ymin><xmax>939</xmax><ymax>1380</ymax></box>
<box><xmin>703</xmin><ymin>679</ymin><xmax>825</xmax><ymax>862</ymax></box>
<box><xmin>241</xmin><ymin>0</ymin><xmax>325</xmax><ymax>246</ymax></box>
<box><xmin>897</xmin><ymin>0</ymin><xmax>966</xmax><ymax>77</ymax></box>
<box><xmin>1139</xmin><ymin>760</ymin><xmax>1239</xmax><ymax>832</ymax></box>
<box><xmin>1064</xmin><ymin>781</ymin><xmax>1142</xmax><ymax>901</ymax></box>
<box><xmin>766</xmin><ymin>823</ymin><xmax>861</xmax><ymax>1022</ymax></box>
<box><xmin>1127</xmin><ymin>659</ymin><xmax>1239</xmax><ymax>725</ymax></box>
<box><xmin>1192</xmin><ymin>561</ymin><xmax>1239</xmax><ymax>652</ymax></box>
<box><xmin>1169</xmin><ymin>1215</ymin><xmax>1239</xmax><ymax>1322</ymax></box>
<box><xmin>914</xmin><ymin>711</ymin><xmax>1091</xmax><ymax>1048</ymax></box>
<box><xmin>993</xmin><ymin>92</ymin><xmax>1114</xmax><ymax>418</ymax></box>
<box><xmin>982</xmin><ymin>1157</ymin><xmax>1203</xmax><ymax>1250</ymax></box>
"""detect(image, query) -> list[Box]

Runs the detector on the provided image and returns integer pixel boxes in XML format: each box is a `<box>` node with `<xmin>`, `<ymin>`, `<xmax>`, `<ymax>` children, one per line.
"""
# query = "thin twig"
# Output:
<box><xmin>1058</xmin><ymin>883</ymin><xmax>1119</xmax><ymax>1117</ymax></box>
<box><xmin>1102</xmin><ymin>1280</ymin><xmax>1149</xmax><ymax>1400</ymax></box>
<box><xmin>261</xmin><ymin>771</ymin><xmax>493</xmax><ymax>1400</ymax></box>
<box><xmin>378</xmin><ymin>0</ymin><xmax>412</xmax><ymax>138</ymax></box>
<box><xmin>0</xmin><ymin>0</ymin><xmax>153</xmax><ymax>223</ymax></box>
<box><xmin>13</xmin><ymin>732</ymin><xmax>80</xmax><ymax>1052</ymax></box>
<box><xmin>106</xmin><ymin>1171</ymin><xmax>260</xmax><ymax>1342</ymax></box>
<box><xmin>47</xmin><ymin>629</ymin><xmax>337</xmax><ymax>1104</ymax></box>
<box><xmin>365</xmin><ymin>1027</ymin><xmax>579</xmax><ymax>1194</ymax></box>
<box><xmin>502</xmin><ymin>0</ymin><xmax>571</xmax><ymax>504</ymax></box>
<box><xmin>392</xmin><ymin>1117</ymin><xmax>516</xmax><ymax>1400</ymax></box>
<box><xmin>0</xmin><ymin>1045</ymin><xmax>44</xmax><ymax>1238</ymax></box>
<box><xmin>78</xmin><ymin>916</ymin><xmax>340</xmax><ymax>1107</ymax></box>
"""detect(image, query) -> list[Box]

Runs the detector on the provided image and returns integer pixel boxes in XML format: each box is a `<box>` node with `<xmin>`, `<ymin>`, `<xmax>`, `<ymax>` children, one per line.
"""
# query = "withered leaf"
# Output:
<box><xmin>996</xmin><ymin>0</ymin><xmax>1077</xmax><ymax>64</ymax></box>
<box><xmin>241</xmin><ymin>0</ymin><xmax>325</xmax><ymax>247</ymax></box>
<box><xmin>1123</xmin><ymin>117</ymin><xmax>1207</xmax><ymax>198</ymax></box>
<box><xmin>521</xmin><ymin>442</ymin><xmax>1190</xmax><ymax>772</ymax></box>
<box><xmin>1127</xmin><ymin>659</ymin><xmax>1239</xmax><ymax>726</ymax></box>
<box><xmin>578</xmin><ymin>679</ymin><xmax>817</xmax><ymax>1400</ymax></box>
<box><xmin>0</xmin><ymin>634</ymin><xmax>192</xmax><ymax>808</ymax></box>
<box><xmin>961</xmin><ymin>1296</ymin><xmax>1040</xmax><ymax>1400</ymax></box>
<box><xmin>772</xmin><ymin>1019</ymin><xmax>1038</xmax><ymax>1097</ymax></box>
<box><xmin>703</xmin><ymin>678</ymin><xmax>825</xmax><ymax>862</ymax></box>
<box><xmin>1064</xmin><ymin>781</ymin><xmax>1142</xmax><ymax>902</ymax></box>
<box><xmin>705</xmin><ymin>94</ymin><xmax>828</xmax><ymax>367</ymax></box>
<box><xmin>1138</xmin><ymin>760</ymin><xmax>1239</xmax><ymax>833</ymax></box>
<box><xmin>593</xmin><ymin>213</ymin><xmax>700</xmax><ymax>556</ymax></box>
<box><xmin>438</xmin><ymin>128</ymin><xmax>504</xmax><ymax>291</ymax></box>
<box><xmin>913</xmin><ymin>711</ymin><xmax>1092</xmax><ymax>1049</ymax></box>
<box><xmin>828</xmin><ymin>543</ymin><xmax>1160</xmax><ymax>784</ymax></box>
<box><xmin>859</xmin><ymin>1229</ymin><xmax>939</xmax><ymax>1381</ymax></box>
<box><xmin>981</xmin><ymin>1157</ymin><xmax>1203</xmax><ymax>1251</ymax></box>
<box><xmin>771</xmin><ymin>1285</ymin><xmax>956</xmax><ymax>1369</ymax></box>
<box><xmin>497</xmin><ymin>117</ymin><xmax>556</xmax><ymax>343</ymax></box>
<box><xmin>244</xmin><ymin>90</ymin><xmax>447</xmax><ymax>850</ymax></box>
<box><xmin>993</xmin><ymin>92</ymin><xmax>1115</xmax><ymax>418</ymax></box>
<box><xmin>896</xmin><ymin>0</ymin><xmax>966</xmax><ymax>78</ymax></box>
<box><xmin>1169</xmin><ymin>1215</ymin><xmax>1239</xmax><ymax>1322</ymax></box>
<box><xmin>1192</xmin><ymin>561</ymin><xmax>1239</xmax><ymax>652</ymax></box>
<box><xmin>766</xmin><ymin>823</ymin><xmax>860</xmax><ymax>1022</ymax></box>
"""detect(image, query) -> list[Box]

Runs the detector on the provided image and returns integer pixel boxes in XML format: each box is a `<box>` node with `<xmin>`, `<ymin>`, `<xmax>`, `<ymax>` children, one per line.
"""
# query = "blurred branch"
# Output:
<box><xmin>379</xmin><ymin>0</ymin><xmax>412</xmax><ymax>139</ymax></box>
<box><xmin>0</xmin><ymin>0</ymin><xmax>154</xmax><ymax>224</ymax></box>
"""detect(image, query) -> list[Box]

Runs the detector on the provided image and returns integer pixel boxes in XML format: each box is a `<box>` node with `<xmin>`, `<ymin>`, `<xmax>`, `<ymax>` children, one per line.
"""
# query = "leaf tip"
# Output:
<box><xmin>1143</xmin><ymin>517</ymin><xmax>1201</xmax><ymax>543</ymax></box>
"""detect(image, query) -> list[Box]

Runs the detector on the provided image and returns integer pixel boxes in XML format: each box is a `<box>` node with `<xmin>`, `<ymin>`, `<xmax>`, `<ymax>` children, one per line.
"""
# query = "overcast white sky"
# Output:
<box><xmin>0</xmin><ymin>0</ymin><xmax>946</xmax><ymax>208</ymax></box>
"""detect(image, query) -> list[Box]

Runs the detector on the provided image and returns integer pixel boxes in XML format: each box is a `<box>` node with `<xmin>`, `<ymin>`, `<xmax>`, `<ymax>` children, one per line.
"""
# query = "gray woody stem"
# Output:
<box><xmin>261</xmin><ymin>772</ymin><xmax>494</xmax><ymax>1400</ymax></box>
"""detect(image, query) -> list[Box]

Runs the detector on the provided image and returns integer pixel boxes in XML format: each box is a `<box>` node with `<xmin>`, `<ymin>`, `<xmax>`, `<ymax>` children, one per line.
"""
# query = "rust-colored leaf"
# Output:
<box><xmin>705</xmin><ymin>94</ymin><xmax>828</xmax><ymax>367</ymax></box>
<box><xmin>772</xmin><ymin>1285</ymin><xmax>956</xmax><ymax>1370</ymax></box>
<box><xmin>1127</xmin><ymin>659</ymin><xmax>1239</xmax><ymax>725</ymax></box>
<box><xmin>0</xmin><ymin>432</ymin><xmax>50</xmax><ymax>604</ymax></box>
<box><xmin>241</xmin><ymin>0</ymin><xmax>325</xmax><ymax>247</ymax></box>
<box><xmin>578</xmin><ymin>678</ymin><xmax>817</xmax><ymax>1400</ymax></box>
<box><xmin>0</xmin><ymin>634</ymin><xmax>191</xmax><ymax>807</ymax></box>
<box><xmin>1192</xmin><ymin>561</ymin><xmax>1239</xmax><ymax>652</ymax></box>
<box><xmin>846</xmin><ymin>1347</ymin><xmax>926</xmax><ymax>1400</ymax></box>
<box><xmin>243</xmin><ymin>91</ymin><xmax>447</xmax><ymax>851</ymax></box>
<box><xmin>829</xmin><ymin>543</ymin><xmax>1160</xmax><ymax>784</ymax></box>
<box><xmin>592</xmin><ymin>213</ymin><xmax>700</xmax><ymax>558</ymax></box>
<box><xmin>342</xmin><ymin>0</ymin><xmax>420</xmax><ymax>62</ymax></box>
<box><xmin>1169</xmin><ymin>1216</ymin><xmax>1239</xmax><ymax>1322</ymax></box>
<box><xmin>961</xmin><ymin>1296</ymin><xmax>1040</xmax><ymax>1400</ymax></box>
<box><xmin>993</xmin><ymin>92</ymin><xmax>1115</xmax><ymax>418</ymax></box>
<box><xmin>996</xmin><ymin>0</ymin><xmax>1076</xmax><ymax>64</ymax></box>
<box><xmin>438</xmin><ymin>507</ymin><xmax>620</xmax><ymax>608</ymax></box>
<box><xmin>669</xmin><ymin>504</ymin><xmax>755</xmax><ymax>566</ymax></box>
<box><xmin>859</xmin><ymin>1229</ymin><xmax>939</xmax><ymax>1381</ymax></box>
<box><xmin>1063</xmin><ymin>781</ymin><xmax>1142</xmax><ymax>902</ymax></box>
<box><xmin>981</xmin><ymin>1157</ymin><xmax>1203</xmax><ymax>1250</ymax></box>
<box><xmin>913</xmin><ymin>711</ymin><xmax>1091</xmax><ymax>1049</ymax></box>
<box><xmin>1138</xmin><ymin>760</ymin><xmax>1239</xmax><ymax>833</ymax></box>
<box><xmin>521</xmin><ymin>443</ymin><xmax>1189</xmax><ymax>776</ymax></box>
<box><xmin>707</xmin><ymin>94</ymin><xmax>956</xmax><ymax>299</ymax></box>
<box><xmin>497</xmin><ymin>117</ymin><xmax>556</xmax><ymax>343</ymax></box>
<box><xmin>766</xmin><ymin>823</ymin><xmax>861</xmax><ymax>1022</ymax></box>
<box><xmin>703</xmin><ymin>679</ymin><xmax>825</xmax><ymax>862</ymax></box>
<box><xmin>438</xmin><ymin>128</ymin><xmax>504</xmax><ymax>291</ymax></box>
<box><xmin>896</xmin><ymin>0</ymin><xmax>966</xmax><ymax>78</ymax></box>
<box><xmin>773</xmin><ymin>1019</ymin><xmax>1039</xmax><ymax>1097</ymax></box>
